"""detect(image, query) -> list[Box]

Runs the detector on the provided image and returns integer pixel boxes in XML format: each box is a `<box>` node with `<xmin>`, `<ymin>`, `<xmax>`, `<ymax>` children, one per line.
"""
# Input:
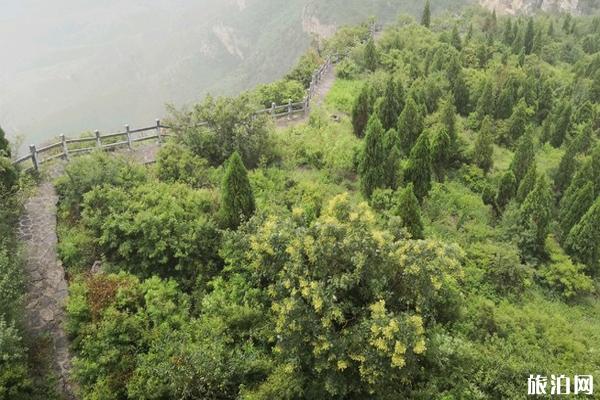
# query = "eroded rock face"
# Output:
<box><xmin>480</xmin><ymin>0</ymin><xmax>580</xmax><ymax>15</ymax></box>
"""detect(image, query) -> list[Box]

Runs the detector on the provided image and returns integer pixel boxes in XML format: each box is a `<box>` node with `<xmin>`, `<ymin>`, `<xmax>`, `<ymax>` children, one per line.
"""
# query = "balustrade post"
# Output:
<box><xmin>95</xmin><ymin>130</ymin><xmax>101</xmax><ymax>148</ymax></box>
<box><xmin>125</xmin><ymin>125</ymin><xmax>132</xmax><ymax>150</ymax></box>
<box><xmin>156</xmin><ymin>119</ymin><xmax>162</xmax><ymax>144</ymax></box>
<box><xmin>271</xmin><ymin>102</ymin><xmax>276</xmax><ymax>116</ymax></box>
<box><xmin>60</xmin><ymin>134</ymin><xmax>69</xmax><ymax>161</ymax></box>
<box><xmin>287</xmin><ymin>99</ymin><xmax>292</xmax><ymax>120</ymax></box>
<box><xmin>29</xmin><ymin>144</ymin><xmax>39</xmax><ymax>171</ymax></box>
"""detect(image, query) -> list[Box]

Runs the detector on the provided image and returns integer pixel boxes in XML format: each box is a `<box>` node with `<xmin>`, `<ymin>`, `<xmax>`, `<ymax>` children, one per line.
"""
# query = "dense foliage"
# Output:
<box><xmin>31</xmin><ymin>5</ymin><xmax>600</xmax><ymax>400</ymax></box>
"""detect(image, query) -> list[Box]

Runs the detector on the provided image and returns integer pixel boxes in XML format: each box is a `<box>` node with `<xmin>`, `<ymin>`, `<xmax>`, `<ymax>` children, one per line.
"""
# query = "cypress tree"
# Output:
<box><xmin>384</xmin><ymin>128</ymin><xmax>401</xmax><ymax>189</ymax></box>
<box><xmin>421</xmin><ymin>0</ymin><xmax>431</xmax><ymax>28</ymax></box>
<box><xmin>451</xmin><ymin>25</ymin><xmax>462</xmax><ymax>50</ymax></box>
<box><xmin>474</xmin><ymin>116</ymin><xmax>495</xmax><ymax>173</ymax></box>
<box><xmin>550</xmin><ymin>101</ymin><xmax>572</xmax><ymax>148</ymax></box>
<box><xmin>365</xmin><ymin>37</ymin><xmax>379</xmax><ymax>72</ymax></box>
<box><xmin>377</xmin><ymin>77</ymin><xmax>403</xmax><ymax>131</ymax></box>
<box><xmin>360</xmin><ymin>116</ymin><xmax>387</xmax><ymax>199</ymax></box>
<box><xmin>524</xmin><ymin>18</ymin><xmax>535</xmax><ymax>54</ymax></box>
<box><xmin>397</xmin><ymin>97</ymin><xmax>424</xmax><ymax>154</ymax></box>
<box><xmin>518</xmin><ymin>175</ymin><xmax>553</xmax><ymax>260</ymax></box>
<box><xmin>447</xmin><ymin>55</ymin><xmax>470</xmax><ymax>116</ymax></box>
<box><xmin>516</xmin><ymin>163</ymin><xmax>537</xmax><ymax>203</ymax></box>
<box><xmin>496</xmin><ymin>170</ymin><xmax>517</xmax><ymax>210</ymax></box>
<box><xmin>548</xmin><ymin>21</ymin><xmax>555</xmax><ymax>37</ymax></box>
<box><xmin>221</xmin><ymin>151</ymin><xmax>256</xmax><ymax>229</ymax></box>
<box><xmin>510</xmin><ymin>129</ymin><xmax>535</xmax><ymax>184</ymax></box>
<box><xmin>559</xmin><ymin>182</ymin><xmax>594</xmax><ymax>242</ymax></box>
<box><xmin>440</xmin><ymin>98</ymin><xmax>457</xmax><ymax>148</ymax></box>
<box><xmin>476</xmin><ymin>79</ymin><xmax>495</xmax><ymax>119</ymax></box>
<box><xmin>394</xmin><ymin>183</ymin><xmax>425</xmax><ymax>239</ymax></box>
<box><xmin>554</xmin><ymin>139</ymin><xmax>580</xmax><ymax>197</ymax></box>
<box><xmin>560</xmin><ymin>160</ymin><xmax>594</xmax><ymax>216</ymax></box>
<box><xmin>505</xmin><ymin>99</ymin><xmax>529</xmax><ymax>145</ymax></box>
<box><xmin>565</xmin><ymin>197</ymin><xmax>600</xmax><ymax>272</ymax></box>
<box><xmin>532</xmin><ymin>28</ymin><xmax>543</xmax><ymax>54</ymax></box>
<box><xmin>0</xmin><ymin>125</ymin><xmax>9</xmax><ymax>157</ymax></box>
<box><xmin>431</xmin><ymin>127</ymin><xmax>451</xmax><ymax>181</ymax></box>
<box><xmin>352</xmin><ymin>84</ymin><xmax>372</xmax><ymax>138</ymax></box>
<box><xmin>592</xmin><ymin>144</ymin><xmax>600</xmax><ymax>193</ymax></box>
<box><xmin>405</xmin><ymin>133</ymin><xmax>432</xmax><ymax>202</ymax></box>
<box><xmin>503</xmin><ymin>19</ymin><xmax>514</xmax><ymax>45</ymax></box>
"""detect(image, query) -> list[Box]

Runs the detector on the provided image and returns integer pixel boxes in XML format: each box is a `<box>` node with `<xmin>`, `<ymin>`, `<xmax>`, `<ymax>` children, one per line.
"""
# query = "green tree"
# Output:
<box><xmin>377</xmin><ymin>77</ymin><xmax>403</xmax><ymax>131</ymax></box>
<box><xmin>384</xmin><ymin>129</ymin><xmax>402</xmax><ymax>189</ymax></box>
<box><xmin>559</xmin><ymin>182</ymin><xmax>594</xmax><ymax>241</ymax></box>
<box><xmin>440</xmin><ymin>98</ymin><xmax>458</xmax><ymax>159</ymax></box>
<box><xmin>365</xmin><ymin>37</ymin><xmax>379</xmax><ymax>72</ymax></box>
<box><xmin>496</xmin><ymin>170</ymin><xmax>517</xmax><ymax>210</ymax></box>
<box><xmin>221</xmin><ymin>151</ymin><xmax>256</xmax><ymax>229</ymax></box>
<box><xmin>451</xmin><ymin>25</ymin><xmax>462</xmax><ymax>50</ymax></box>
<box><xmin>447</xmin><ymin>55</ymin><xmax>470</xmax><ymax>116</ymax></box>
<box><xmin>510</xmin><ymin>130</ymin><xmax>535</xmax><ymax>184</ymax></box>
<box><xmin>524</xmin><ymin>18</ymin><xmax>535</xmax><ymax>54</ymax></box>
<box><xmin>156</xmin><ymin>142</ymin><xmax>209</xmax><ymax>188</ymax></box>
<box><xmin>352</xmin><ymin>83</ymin><xmax>373</xmax><ymax>138</ymax></box>
<box><xmin>421</xmin><ymin>0</ymin><xmax>431</xmax><ymax>28</ymax></box>
<box><xmin>430</xmin><ymin>127</ymin><xmax>451</xmax><ymax>180</ymax></box>
<box><xmin>565</xmin><ymin>197</ymin><xmax>600</xmax><ymax>272</ymax></box>
<box><xmin>516</xmin><ymin>163</ymin><xmax>537</xmax><ymax>203</ymax></box>
<box><xmin>476</xmin><ymin>79</ymin><xmax>495</xmax><ymax>119</ymax></box>
<box><xmin>554</xmin><ymin>140</ymin><xmax>579</xmax><ymax>197</ymax></box>
<box><xmin>504</xmin><ymin>99</ymin><xmax>530</xmax><ymax>145</ymax></box>
<box><xmin>397</xmin><ymin>97</ymin><xmax>424</xmax><ymax>154</ymax></box>
<box><xmin>0</xmin><ymin>126</ymin><xmax>9</xmax><ymax>157</ymax></box>
<box><xmin>394</xmin><ymin>184</ymin><xmax>425</xmax><ymax>239</ymax></box>
<box><xmin>473</xmin><ymin>116</ymin><xmax>494</xmax><ymax>173</ymax></box>
<box><xmin>503</xmin><ymin>19</ymin><xmax>514</xmax><ymax>45</ymax></box>
<box><xmin>550</xmin><ymin>101</ymin><xmax>572</xmax><ymax>148</ymax></box>
<box><xmin>360</xmin><ymin>116</ymin><xmax>387</xmax><ymax>199</ymax></box>
<box><xmin>517</xmin><ymin>175</ymin><xmax>553</xmax><ymax>260</ymax></box>
<box><xmin>404</xmin><ymin>134</ymin><xmax>432</xmax><ymax>202</ymax></box>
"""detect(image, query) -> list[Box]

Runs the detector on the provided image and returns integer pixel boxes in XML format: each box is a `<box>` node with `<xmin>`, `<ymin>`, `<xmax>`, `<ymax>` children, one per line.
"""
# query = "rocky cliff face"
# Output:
<box><xmin>480</xmin><ymin>0</ymin><xmax>580</xmax><ymax>15</ymax></box>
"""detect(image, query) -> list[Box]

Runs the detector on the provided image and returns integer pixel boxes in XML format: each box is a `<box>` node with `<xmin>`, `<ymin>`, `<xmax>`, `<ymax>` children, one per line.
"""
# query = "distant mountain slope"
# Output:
<box><xmin>1</xmin><ymin>0</ymin><xmax>477</xmax><ymax>146</ymax></box>
<box><xmin>479</xmin><ymin>0</ymin><xmax>600</xmax><ymax>14</ymax></box>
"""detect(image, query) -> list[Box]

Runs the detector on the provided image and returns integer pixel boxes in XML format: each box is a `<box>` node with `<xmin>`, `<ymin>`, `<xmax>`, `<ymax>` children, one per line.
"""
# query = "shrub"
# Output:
<box><xmin>156</xmin><ymin>142</ymin><xmax>210</xmax><ymax>188</ymax></box>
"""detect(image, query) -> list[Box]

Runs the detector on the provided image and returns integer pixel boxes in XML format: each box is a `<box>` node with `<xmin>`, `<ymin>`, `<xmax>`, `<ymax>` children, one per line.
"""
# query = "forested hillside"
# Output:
<box><xmin>2</xmin><ymin>4</ymin><xmax>600</xmax><ymax>400</ymax></box>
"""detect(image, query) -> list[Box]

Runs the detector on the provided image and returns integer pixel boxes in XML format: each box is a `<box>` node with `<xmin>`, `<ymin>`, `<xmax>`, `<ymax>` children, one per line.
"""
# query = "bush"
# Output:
<box><xmin>169</xmin><ymin>94</ymin><xmax>274</xmax><ymax>168</ymax></box>
<box><xmin>156</xmin><ymin>142</ymin><xmax>210</xmax><ymax>188</ymax></box>
<box><xmin>82</xmin><ymin>182</ymin><xmax>222</xmax><ymax>287</ymax></box>
<box><xmin>336</xmin><ymin>58</ymin><xmax>362</xmax><ymax>79</ymax></box>
<box><xmin>55</xmin><ymin>152</ymin><xmax>147</xmax><ymax>218</ymax></box>
<box><xmin>251</xmin><ymin>79</ymin><xmax>306</xmax><ymax>109</ymax></box>
<box><xmin>284</xmin><ymin>49</ymin><xmax>322</xmax><ymax>88</ymax></box>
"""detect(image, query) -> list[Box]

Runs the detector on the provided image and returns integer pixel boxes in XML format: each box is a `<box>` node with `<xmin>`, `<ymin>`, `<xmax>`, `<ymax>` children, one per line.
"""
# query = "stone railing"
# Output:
<box><xmin>13</xmin><ymin>56</ymin><xmax>335</xmax><ymax>171</ymax></box>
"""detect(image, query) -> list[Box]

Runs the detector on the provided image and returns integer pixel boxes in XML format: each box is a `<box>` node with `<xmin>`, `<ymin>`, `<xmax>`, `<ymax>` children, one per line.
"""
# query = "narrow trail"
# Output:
<box><xmin>276</xmin><ymin>63</ymin><xmax>336</xmax><ymax>128</ymax></box>
<box><xmin>15</xmin><ymin>61</ymin><xmax>337</xmax><ymax>400</ymax></box>
<box><xmin>18</xmin><ymin>165</ymin><xmax>75</xmax><ymax>399</ymax></box>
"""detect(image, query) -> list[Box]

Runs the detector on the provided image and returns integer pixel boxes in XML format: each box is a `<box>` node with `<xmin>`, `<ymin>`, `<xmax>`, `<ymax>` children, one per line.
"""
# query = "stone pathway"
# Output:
<box><xmin>18</xmin><ymin>173</ymin><xmax>75</xmax><ymax>399</ymax></box>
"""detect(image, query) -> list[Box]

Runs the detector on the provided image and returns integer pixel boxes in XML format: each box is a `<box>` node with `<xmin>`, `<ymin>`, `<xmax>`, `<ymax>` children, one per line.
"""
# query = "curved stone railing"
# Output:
<box><xmin>12</xmin><ymin>56</ymin><xmax>334</xmax><ymax>171</ymax></box>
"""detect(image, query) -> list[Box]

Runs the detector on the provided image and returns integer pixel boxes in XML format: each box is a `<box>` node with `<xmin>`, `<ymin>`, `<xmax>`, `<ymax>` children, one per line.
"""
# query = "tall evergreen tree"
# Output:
<box><xmin>221</xmin><ymin>151</ymin><xmax>256</xmax><ymax>229</ymax></box>
<box><xmin>383</xmin><ymin>128</ymin><xmax>401</xmax><ymax>189</ymax></box>
<box><xmin>554</xmin><ymin>137</ymin><xmax>581</xmax><ymax>197</ymax></box>
<box><xmin>397</xmin><ymin>97</ymin><xmax>424</xmax><ymax>154</ymax></box>
<box><xmin>430</xmin><ymin>127</ymin><xmax>451</xmax><ymax>181</ymax></box>
<box><xmin>548</xmin><ymin>20</ymin><xmax>555</xmax><ymax>37</ymax></box>
<box><xmin>560</xmin><ymin>160</ymin><xmax>595</xmax><ymax>217</ymax></box>
<box><xmin>360</xmin><ymin>116</ymin><xmax>387</xmax><ymax>199</ymax></box>
<box><xmin>447</xmin><ymin>55</ymin><xmax>470</xmax><ymax>116</ymax></box>
<box><xmin>377</xmin><ymin>77</ymin><xmax>403</xmax><ymax>131</ymax></box>
<box><xmin>517</xmin><ymin>174</ymin><xmax>553</xmax><ymax>260</ymax></box>
<box><xmin>550</xmin><ymin>101</ymin><xmax>572</xmax><ymax>148</ymax></box>
<box><xmin>450</xmin><ymin>25</ymin><xmax>462</xmax><ymax>50</ymax></box>
<box><xmin>473</xmin><ymin>116</ymin><xmax>494</xmax><ymax>173</ymax></box>
<box><xmin>504</xmin><ymin>99</ymin><xmax>529</xmax><ymax>145</ymax></box>
<box><xmin>365</xmin><ymin>37</ymin><xmax>379</xmax><ymax>72</ymax></box>
<box><xmin>404</xmin><ymin>133</ymin><xmax>432</xmax><ymax>202</ymax></box>
<box><xmin>0</xmin><ymin>125</ymin><xmax>9</xmax><ymax>157</ymax></box>
<box><xmin>516</xmin><ymin>163</ymin><xmax>537</xmax><ymax>203</ymax></box>
<box><xmin>476</xmin><ymin>79</ymin><xmax>495</xmax><ymax>119</ymax></box>
<box><xmin>559</xmin><ymin>182</ymin><xmax>595</xmax><ymax>242</ymax></box>
<box><xmin>421</xmin><ymin>0</ymin><xmax>431</xmax><ymax>28</ymax></box>
<box><xmin>440</xmin><ymin>98</ymin><xmax>457</xmax><ymax>150</ymax></box>
<box><xmin>503</xmin><ymin>19</ymin><xmax>514</xmax><ymax>45</ymax></box>
<box><xmin>532</xmin><ymin>28</ymin><xmax>543</xmax><ymax>54</ymax></box>
<box><xmin>394</xmin><ymin>183</ymin><xmax>425</xmax><ymax>239</ymax></box>
<box><xmin>565</xmin><ymin>197</ymin><xmax>600</xmax><ymax>272</ymax></box>
<box><xmin>352</xmin><ymin>84</ymin><xmax>373</xmax><ymax>138</ymax></box>
<box><xmin>496</xmin><ymin>170</ymin><xmax>517</xmax><ymax>210</ymax></box>
<box><xmin>524</xmin><ymin>18</ymin><xmax>535</xmax><ymax>54</ymax></box>
<box><xmin>510</xmin><ymin>129</ymin><xmax>535</xmax><ymax>184</ymax></box>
